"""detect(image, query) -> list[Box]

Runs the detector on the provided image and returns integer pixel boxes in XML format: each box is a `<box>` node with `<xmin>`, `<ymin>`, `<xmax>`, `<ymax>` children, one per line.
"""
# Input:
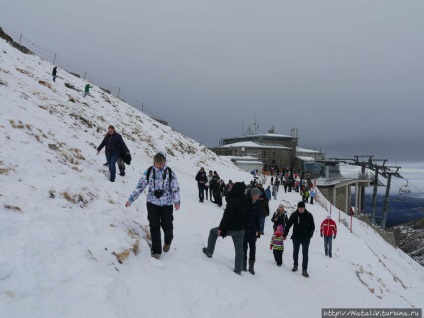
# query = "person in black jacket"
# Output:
<box><xmin>195</xmin><ymin>167</ymin><xmax>208</xmax><ymax>202</ymax></box>
<box><xmin>203</xmin><ymin>182</ymin><xmax>248</xmax><ymax>275</ymax></box>
<box><xmin>283</xmin><ymin>201</ymin><xmax>315</xmax><ymax>278</ymax></box>
<box><xmin>243</xmin><ymin>187</ymin><xmax>261</xmax><ymax>275</ymax></box>
<box><xmin>97</xmin><ymin>125</ymin><xmax>126</xmax><ymax>182</ymax></box>
<box><xmin>52</xmin><ymin>66</ymin><xmax>57</xmax><ymax>82</ymax></box>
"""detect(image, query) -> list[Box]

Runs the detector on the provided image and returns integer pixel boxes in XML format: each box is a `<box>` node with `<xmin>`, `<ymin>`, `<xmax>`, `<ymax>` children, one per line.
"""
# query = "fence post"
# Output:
<box><xmin>83</xmin><ymin>71</ymin><xmax>86</xmax><ymax>79</ymax></box>
<box><xmin>53</xmin><ymin>53</ymin><xmax>56</xmax><ymax>65</ymax></box>
<box><xmin>19</xmin><ymin>34</ymin><xmax>22</xmax><ymax>45</ymax></box>
<box><xmin>117</xmin><ymin>87</ymin><xmax>120</xmax><ymax>98</ymax></box>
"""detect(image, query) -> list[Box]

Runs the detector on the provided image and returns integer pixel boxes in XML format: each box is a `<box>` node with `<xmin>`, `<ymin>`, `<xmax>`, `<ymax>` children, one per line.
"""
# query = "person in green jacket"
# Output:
<box><xmin>84</xmin><ymin>83</ymin><xmax>92</xmax><ymax>97</ymax></box>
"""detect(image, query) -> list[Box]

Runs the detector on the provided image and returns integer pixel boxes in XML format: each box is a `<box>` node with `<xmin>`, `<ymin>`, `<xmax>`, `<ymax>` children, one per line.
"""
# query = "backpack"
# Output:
<box><xmin>146</xmin><ymin>166</ymin><xmax>173</xmax><ymax>187</ymax></box>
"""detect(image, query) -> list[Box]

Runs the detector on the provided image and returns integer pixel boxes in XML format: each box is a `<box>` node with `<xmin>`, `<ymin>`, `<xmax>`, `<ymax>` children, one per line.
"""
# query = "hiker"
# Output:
<box><xmin>203</xmin><ymin>182</ymin><xmax>248</xmax><ymax>275</ymax></box>
<box><xmin>96</xmin><ymin>125</ymin><xmax>126</xmax><ymax>182</ymax></box>
<box><xmin>265</xmin><ymin>186</ymin><xmax>271</xmax><ymax>200</ymax></box>
<box><xmin>52</xmin><ymin>66</ymin><xmax>57</xmax><ymax>82</ymax></box>
<box><xmin>259</xmin><ymin>190</ymin><xmax>269</xmax><ymax>235</ymax></box>
<box><xmin>213</xmin><ymin>179</ymin><xmax>225</xmax><ymax>207</ymax></box>
<box><xmin>210</xmin><ymin>171</ymin><xmax>220</xmax><ymax>202</ymax></box>
<box><xmin>207</xmin><ymin>170</ymin><xmax>213</xmax><ymax>201</ymax></box>
<box><xmin>195</xmin><ymin>167</ymin><xmax>208</xmax><ymax>202</ymax></box>
<box><xmin>270</xmin><ymin>224</ymin><xmax>285</xmax><ymax>266</ymax></box>
<box><xmin>309</xmin><ymin>188</ymin><xmax>315</xmax><ymax>204</ymax></box>
<box><xmin>272</xmin><ymin>204</ymin><xmax>289</xmax><ymax>231</ymax></box>
<box><xmin>272</xmin><ymin>182</ymin><xmax>278</xmax><ymax>200</ymax></box>
<box><xmin>243</xmin><ymin>187</ymin><xmax>261</xmax><ymax>275</ymax></box>
<box><xmin>320</xmin><ymin>214</ymin><xmax>337</xmax><ymax>258</ymax></box>
<box><xmin>283</xmin><ymin>201</ymin><xmax>315</xmax><ymax>278</ymax></box>
<box><xmin>83</xmin><ymin>83</ymin><xmax>92</xmax><ymax>97</ymax></box>
<box><xmin>125</xmin><ymin>152</ymin><xmax>180</xmax><ymax>259</ymax></box>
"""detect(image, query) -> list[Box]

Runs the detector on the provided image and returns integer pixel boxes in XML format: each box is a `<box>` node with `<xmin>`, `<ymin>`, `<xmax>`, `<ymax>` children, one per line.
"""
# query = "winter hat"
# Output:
<box><xmin>250</xmin><ymin>187</ymin><xmax>261</xmax><ymax>196</ymax></box>
<box><xmin>327</xmin><ymin>214</ymin><xmax>331</xmax><ymax>219</ymax></box>
<box><xmin>276</xmin><ymin>225</ymin><xmax>284</xmax><ymax>233</ymax></box>
<box><xmin>278</xmin><ymin>204</ymin><xmax>285</xmax><ymax>209</ymax></box>
<box><xmin>297</xmin><ymin>201</ymin><xmax>305</xmax><ymax>208</ymax></box>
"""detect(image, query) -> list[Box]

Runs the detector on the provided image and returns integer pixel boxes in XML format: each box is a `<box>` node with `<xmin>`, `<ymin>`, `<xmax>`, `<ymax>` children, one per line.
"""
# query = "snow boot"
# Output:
<box><xmin>292</xmin><ymin>265</ymin><xmax>298</xmax><ymax>272</ymax></box>
<box><xmin>248</xmin><ymin>260</ymin><xmax>255</xmax><ymax>275</ymax></box>
<box><xmin>202</xmin><ymin>248</ymin><xmax>212</xmax><ymax>258</ymax></box>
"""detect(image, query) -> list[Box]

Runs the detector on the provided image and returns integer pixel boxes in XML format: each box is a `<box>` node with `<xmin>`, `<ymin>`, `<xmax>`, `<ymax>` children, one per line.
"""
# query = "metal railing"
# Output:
<box><xmin>1</xmin><ymin>26</ymin><xmax>163</xmax><ymax>121</ymax></box>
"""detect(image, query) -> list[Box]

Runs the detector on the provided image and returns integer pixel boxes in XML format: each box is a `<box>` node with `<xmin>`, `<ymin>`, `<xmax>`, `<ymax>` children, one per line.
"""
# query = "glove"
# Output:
<box><xmin>270</xmin><ymin>245</ymin><xmax>273</xmax><ymax>250</ymax></box>
<box><xmin>333</xmin><ymin>235</ymin><xmax>336</xmax><ymax>239</ymax></box>
<box><xmin>256</xmin><ymin>231</ymin><xmax>261</xmax><ymax>239</ymax></box>
<box><xmin>320</xmin><ymin>233</ymin><xmax>323</xmax><ymax>237</ymax></box>
<box><xmin>283</xmin><ymin>236</ymin><xmax>287</xmax><ymax>240</ymax></box>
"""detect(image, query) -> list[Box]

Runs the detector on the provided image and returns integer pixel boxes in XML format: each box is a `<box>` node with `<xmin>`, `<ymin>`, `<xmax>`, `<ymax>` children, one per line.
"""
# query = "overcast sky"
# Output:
<box><xmin>1</xmin><ymin>0</ymin><xmax>423</xmax><ymax>162</ymax></box>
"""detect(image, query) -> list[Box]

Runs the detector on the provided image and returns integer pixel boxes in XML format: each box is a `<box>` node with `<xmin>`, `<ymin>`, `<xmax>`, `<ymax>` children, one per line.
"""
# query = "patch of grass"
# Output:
<box><xmin>4</xmin><ymin>205</ymin><xmax>22</xmax><ymax>213</ymax></box>
<box><xmin>64</xmin><ymin>82</ymin><xmax>80</xmax><ymax>91</ymax></box>
<box><xmin>62</xmin><ymin>192</ymin><xmax>77</xmax><ymax>204</ymax></box>
<box><xmin>70</xmin><ymin>148</ymin><xmax>85</xmax><ymax>160</ymax></box>
<box><xmin>112</xmin><ymin>250</ymin><xmax>130</xmax><ymax>264</ymax></box>
<box><xmin>38</xmin><ymin>80</ymin><xmax>55</xmax><ymax>92</ymax></box>
<box><xmin>34</xmin><ymin>135</ymin><xmax>42</xmax><ymax>143</ymax></box>
<box><xmin>15</xmin><ymin>68</ymin><xmax>33</xmax><ymax>77</ymax></box>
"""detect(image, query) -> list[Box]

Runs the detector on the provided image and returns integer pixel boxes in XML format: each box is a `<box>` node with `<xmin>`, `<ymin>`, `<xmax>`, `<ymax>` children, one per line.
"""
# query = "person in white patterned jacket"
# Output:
<box><xmin>125</xmin><ymin>152</ymin><xmax>181</xmax><ymax>260</ymax></box>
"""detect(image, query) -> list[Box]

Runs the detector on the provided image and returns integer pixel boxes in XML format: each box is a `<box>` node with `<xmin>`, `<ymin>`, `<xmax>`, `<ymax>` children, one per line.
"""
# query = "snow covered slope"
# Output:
<box><xmin>0</xmin><ymin>37</ymin><xmax>423</xmax><ymax>318</ymax></box>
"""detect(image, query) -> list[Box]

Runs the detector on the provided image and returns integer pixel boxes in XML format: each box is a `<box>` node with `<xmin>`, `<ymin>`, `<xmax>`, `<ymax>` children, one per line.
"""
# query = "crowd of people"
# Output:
<box><xmin>96</xmin><ymin>125</ymin><xmax>335</xmax><ymax>277</ymax></box>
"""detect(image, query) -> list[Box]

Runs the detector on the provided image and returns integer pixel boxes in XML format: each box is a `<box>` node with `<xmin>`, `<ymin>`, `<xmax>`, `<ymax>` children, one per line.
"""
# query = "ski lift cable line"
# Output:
<box><xmin>392</xmin><ymin>178</ymin><xmax>424</xmax><ymax>196</ymax></box>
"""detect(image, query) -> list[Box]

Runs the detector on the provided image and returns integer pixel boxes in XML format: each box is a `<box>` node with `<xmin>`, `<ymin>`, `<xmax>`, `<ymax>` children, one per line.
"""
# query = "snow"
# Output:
<box><xmin>296</xmin><ymin>156</ymin><xmax>316</xmax><ymax>162</ymax></box>
<box><xmin>297</xmin><ymin>147</ymin><xmax>320</xmax><ymax>153</ymax></box>
<box><xmin>1</xmin><ymin>38</ymin><xmax>423</xmax><ymax>318</ymax></box>
<box><xmin>222</xmin><ymin>141</ymin><xmax>290</xmax><ymax>149</ymax></box>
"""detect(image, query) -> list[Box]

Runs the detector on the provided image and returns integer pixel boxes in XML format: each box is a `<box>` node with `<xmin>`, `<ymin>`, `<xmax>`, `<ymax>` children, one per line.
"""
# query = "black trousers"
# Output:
<box><xmin>292</xmin><ymin>238</ymin><xmax>310</xmax><ymax>271</ymax></box>
<box><xmin>243</xmin><ymin>238</ymin><xmax>256</xmax><ymax>262</ymax></box>
<box><xmin>198</xmin><ymin>183</ymin><xmax>205</xmax><ymax>201</ymax></box>
<box><xmin>273</xmin><ymin>250</ymin><xmax>283</xmax><ymax>265</ymax></box>
<box><xmin>147</xmin><ymin>202</ymin><xmax>174</xmax><ymax>254</ymax></box>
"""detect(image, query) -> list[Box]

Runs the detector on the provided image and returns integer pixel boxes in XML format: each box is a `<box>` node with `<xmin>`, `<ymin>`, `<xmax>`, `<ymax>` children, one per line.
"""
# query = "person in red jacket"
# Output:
<box><xmin>320</xmin><ymin>214</ymin><xmax>337</xmax><ymax>258</ymax></box>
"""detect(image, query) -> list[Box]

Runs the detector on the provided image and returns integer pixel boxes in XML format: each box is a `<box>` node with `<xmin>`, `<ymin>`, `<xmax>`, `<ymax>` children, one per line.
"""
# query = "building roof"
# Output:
<box><xmin>296</xmin><ymin>147</ymin><xmax>320</xmax><ymax>153</ymax></box>
<box><xmin>226</xmin><ymin>155</ymin><xmax>258</xmax><ymax>160</ymax></box>
<box><xmin>296</xmin><ymin>156</ymin><xmax>316</xmax><ymax>162</ymax></box>
<box><xmin>221</xmin><ymin>141</ymin><xmax>291</xmax><ymax>150</ymax></box>
<box><xmin>233</xmin><ymin>160</ymin><xmax>263</xmax><ymax>165</ymax></box>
